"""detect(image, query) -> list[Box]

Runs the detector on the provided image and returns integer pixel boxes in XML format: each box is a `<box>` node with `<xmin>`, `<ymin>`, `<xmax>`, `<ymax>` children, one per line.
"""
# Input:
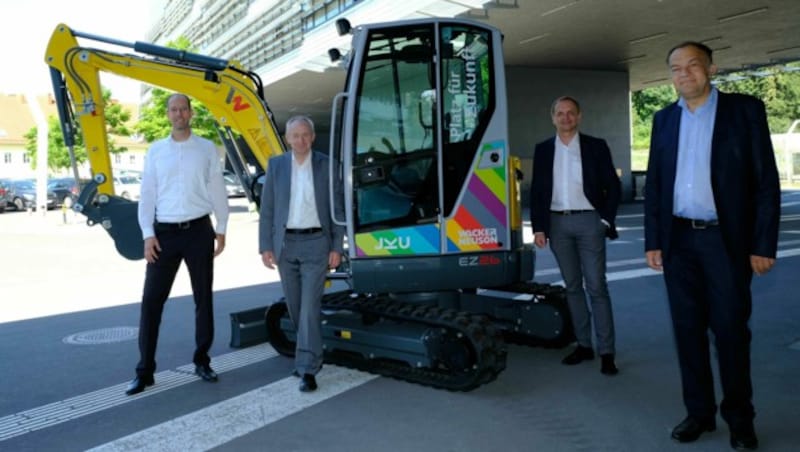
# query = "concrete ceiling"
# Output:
<box><xmin>486</xmin><ymin>0</ymin><xmax>800</xmax><ymax>89</ymax></box>
<box><xmin>262</xmin><ymin>0</ymin><xmax>800</xmax><ymax>131</ymax></box>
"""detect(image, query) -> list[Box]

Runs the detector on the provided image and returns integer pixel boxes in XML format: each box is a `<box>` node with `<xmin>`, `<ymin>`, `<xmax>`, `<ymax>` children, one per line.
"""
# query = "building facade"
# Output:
<box><xmin>0</xmin><ymin>94</ymin><xmax>146</xmax><ymax>180</ymax></box>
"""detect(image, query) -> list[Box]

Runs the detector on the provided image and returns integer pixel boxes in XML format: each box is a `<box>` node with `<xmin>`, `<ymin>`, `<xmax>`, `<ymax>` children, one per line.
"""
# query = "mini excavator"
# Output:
<box><xmin>45</xmin><ymin>18</ymin><xmax>572</xmax><ymax>391</ymax></box>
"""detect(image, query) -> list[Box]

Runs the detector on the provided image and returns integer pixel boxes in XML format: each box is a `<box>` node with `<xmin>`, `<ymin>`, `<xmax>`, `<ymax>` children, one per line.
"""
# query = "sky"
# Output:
<box><xmin>0</xmin><ymin>0</ymin><xmax>162</xmax><ymax>102</ymax></box>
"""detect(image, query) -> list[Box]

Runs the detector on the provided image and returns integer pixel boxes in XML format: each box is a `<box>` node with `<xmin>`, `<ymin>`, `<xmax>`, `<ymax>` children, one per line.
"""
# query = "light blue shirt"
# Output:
<box><xmin>673</xmin><ymin>88</ymin><xmax>718</xmax><ymax>220</ymax></box>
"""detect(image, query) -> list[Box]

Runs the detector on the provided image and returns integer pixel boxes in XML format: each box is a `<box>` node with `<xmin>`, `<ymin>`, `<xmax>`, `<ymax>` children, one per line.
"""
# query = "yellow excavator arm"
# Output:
<box><xmin>44</xmin><ymin>23</ymin><xmax>286</xmax><ymax>259</ymax></box>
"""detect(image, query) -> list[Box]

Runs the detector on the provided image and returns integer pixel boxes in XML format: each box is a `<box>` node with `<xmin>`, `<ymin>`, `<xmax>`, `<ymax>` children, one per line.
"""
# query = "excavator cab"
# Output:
<box><xmin>331</xmin><ymin>19</ymin><xmax>529</xmax><ymax>295</ymax></box>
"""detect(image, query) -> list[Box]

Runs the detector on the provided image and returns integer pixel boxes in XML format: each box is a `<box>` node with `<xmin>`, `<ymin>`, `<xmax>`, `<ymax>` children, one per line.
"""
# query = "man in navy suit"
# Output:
<box><xmin>645</xmin><ymin>42</ymin><xmax>780</xmax><ymax>450</ymax></box>
<box><xmin>259</xmin><ymin>115</ymin><xmax>345</xmax><ymax>392</ymax></box>
<box><xmin>530</xmin><ymin>96</ymin><xmax>622</xmax><ymax>376</ymax></box>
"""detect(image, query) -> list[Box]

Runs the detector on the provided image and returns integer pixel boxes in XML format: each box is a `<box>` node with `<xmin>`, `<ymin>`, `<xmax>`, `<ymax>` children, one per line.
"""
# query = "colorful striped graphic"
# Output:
<box><xmin>445</xmin><ymin>140</ymin><xmax>509</xmax><ymax>252</ymax></box>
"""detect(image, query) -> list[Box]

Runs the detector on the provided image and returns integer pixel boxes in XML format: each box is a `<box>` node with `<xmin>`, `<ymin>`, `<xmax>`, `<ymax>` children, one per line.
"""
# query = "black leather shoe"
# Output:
<box><xmin>671</xmin><ymin>416</ymin><xmax>716</xmax><ymax>443</ymax></box>
<box><xmin>562</xmin><ymin>346</ymin><xmax>594</xmax><ymax>365</ymax></box>
<box><xmin>125</xmin><ymin>375</ymin><xmax>154</xmax><ymax>396</ymax></box>
<box><xmin>600</xmin><ymin>354</ymin><xmax>619</xmax><ymax>375</ymax></box>
<box><xmin>730</xmin><ymin>427</ymin><xmax>758</xmax><ymax>450</ymax></box>
<box><xmin>195</xmin><ymin>364</ymin><xmax>218</xmax><ymax>382</ymax></box>
<box><xmin>299</xmin><ymin>374</ymin><xmax>317</xmax><ymax>392</ymax></box>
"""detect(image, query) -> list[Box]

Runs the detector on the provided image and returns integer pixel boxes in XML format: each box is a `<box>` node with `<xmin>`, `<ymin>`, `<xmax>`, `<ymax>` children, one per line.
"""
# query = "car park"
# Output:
<box><xmin>47</xmin><ymin>177</ymin><xmax>89</xmax><ymax>207</ymax></box>
<box><xmin>223</xmin><ymin>171</ymin><xmax>246</xmax><ymax>198</ymax></box>
<box><xmin>2</xmin><ymin>179</ymin><xmax>57</xmax><ymax>211</ymax></box>
<box><xmin>0</xmin><ymin>179</ymin><xmax>10</xmax><ymax>213</ymax></box>
<box><xmin>113</xmin><ymin>174</ymin><xmax>141</xmax><ymax>200</ymax></box>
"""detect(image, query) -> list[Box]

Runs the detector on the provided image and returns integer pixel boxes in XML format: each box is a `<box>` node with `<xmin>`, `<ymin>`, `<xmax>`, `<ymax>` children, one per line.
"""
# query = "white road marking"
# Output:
<box><xmin>607</xmin><ymin>267</ymin><xmax>661</xmax><ymax>281</ymax></box>
<box><xmin>537</xmin><ymin>257</ymin><xmax>649</xmax><ymax>276</ymax></box>
<box><xmin>543</xmin><ymin>246</ymin><xmax>800</xmax><ymax>286</ymax></box>
<box><xmin>87</xmin><ymin>366</ymin><xmax>378</xmax><ymax>452</ymax></box>
<box><xmin>0</xmin><ymin>344</ymin><xmax>278</xmax><ymax>441</ymax></box>
<box><xmin>778</xmin><ymin>248</ymin><xmax>800</xmax><ymax>258</ymax></box>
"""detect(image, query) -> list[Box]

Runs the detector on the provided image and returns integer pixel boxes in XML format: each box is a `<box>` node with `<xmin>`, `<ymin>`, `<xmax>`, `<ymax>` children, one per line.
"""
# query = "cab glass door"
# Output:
<box><xmin>352</xmin><ymin>26</ymin><xmax>438</xmax><ymax>233</ymax></box>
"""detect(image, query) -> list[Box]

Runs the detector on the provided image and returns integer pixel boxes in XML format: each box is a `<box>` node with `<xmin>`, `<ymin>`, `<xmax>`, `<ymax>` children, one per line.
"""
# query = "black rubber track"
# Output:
<box><xmin>267</xmin><ymin>291</ymin><xmax>508</xmax><ymax>392</ymax></box>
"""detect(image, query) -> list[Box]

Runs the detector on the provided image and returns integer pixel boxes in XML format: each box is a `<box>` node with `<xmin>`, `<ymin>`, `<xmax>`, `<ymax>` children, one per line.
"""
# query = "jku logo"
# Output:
<box><xmin>376</xmin><ymin>237</ymin><xmax>411</xmax><ymax>250</ymax></box>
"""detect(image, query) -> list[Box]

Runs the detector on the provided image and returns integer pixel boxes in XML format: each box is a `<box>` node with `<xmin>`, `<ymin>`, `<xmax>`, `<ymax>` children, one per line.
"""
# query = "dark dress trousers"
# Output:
<box><xmin>138</xmin><ymin>215</ymin><xmax>216</xmax><ymax>376</ymax></box>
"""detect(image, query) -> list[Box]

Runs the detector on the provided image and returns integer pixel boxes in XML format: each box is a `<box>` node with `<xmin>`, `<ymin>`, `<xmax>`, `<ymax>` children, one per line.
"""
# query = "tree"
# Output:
<box><xmin>134</xmin><ymin>88</ymin><xmax>221</xmax><ymax>144</ymax></box>
<box><xmin>631</xmin><ymin>63</ymin><xmax>800</xmax><ymax>149</ymax></box>
<box><xmin>24</xmin><ymin>88</ymin><xmax>132</xmax><ymax>171</ymax></box>
<box><xmin>134</xmin><ymin>36</ymin><xmax>222</xmax><ymax>144</ymax></box>
<box><xmin>631</xmin><ymin>85</ymin><xmax>675</xmax><ymax>149</ymax></box>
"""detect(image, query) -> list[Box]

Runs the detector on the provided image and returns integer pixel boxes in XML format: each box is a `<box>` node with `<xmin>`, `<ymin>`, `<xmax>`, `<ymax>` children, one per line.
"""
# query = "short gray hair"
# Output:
<box><xmin>285</xmin><ymin>115</ymin><xmax>315</xmax><ymax>134</ymax></box>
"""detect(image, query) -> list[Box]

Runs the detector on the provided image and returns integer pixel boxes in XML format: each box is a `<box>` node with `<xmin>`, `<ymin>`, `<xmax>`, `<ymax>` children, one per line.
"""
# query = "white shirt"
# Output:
<box><xmin>550</xmin><ymin>134</ymin><xmax>593</xmax><ymax>211</ymax></box>
<box><xmin>138</xmin><ymin>133</ymin><xmax>229</xmax><ymax>239</ymax></box>
<box><xmin>286</xmin><ymin>153</ymin><xmax>321</xmax><ymax>229</ymax></box>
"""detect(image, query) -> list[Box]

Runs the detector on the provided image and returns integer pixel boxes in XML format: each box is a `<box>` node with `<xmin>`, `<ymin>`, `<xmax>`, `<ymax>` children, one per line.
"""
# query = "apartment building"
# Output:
<box><xmin>0</xmin><ymin>93</ymin><xmax>146</xmax><ymax>179</ymax></box>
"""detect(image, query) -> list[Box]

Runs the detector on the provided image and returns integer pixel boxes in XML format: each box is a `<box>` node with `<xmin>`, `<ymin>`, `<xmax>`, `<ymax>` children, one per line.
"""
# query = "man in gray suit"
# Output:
<box><xmin>259</xmin><ymin>115</ymin><xmax>345</xmax><ymax>392</ymax></box>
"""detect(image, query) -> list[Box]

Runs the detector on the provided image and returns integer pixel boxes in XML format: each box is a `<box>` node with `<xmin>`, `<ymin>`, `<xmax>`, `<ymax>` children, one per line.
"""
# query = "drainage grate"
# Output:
<box><xmin>63</xmin><ymin>327</ymin><xmax>139</xmax><ymax>345</ymax></box>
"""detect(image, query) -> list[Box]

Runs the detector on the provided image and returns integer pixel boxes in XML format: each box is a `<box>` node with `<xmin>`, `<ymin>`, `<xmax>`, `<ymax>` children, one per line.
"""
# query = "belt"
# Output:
<box><xmin>550</xmin><ymin>209</ymin><xmax>593</xmax><ymax>215</ymax></box>
<box><xmin>285</xmin><ymin>227</ymin><xmax>322</xmax><ymax>234</ymax></box>
<box><xmin>155</xmin><ymin>215</ymin><xmax>209</xmax><ymax>231</ymax></box>
<box><xmin>674</xmin><ymin>216</ymin><xmax>719</xmax><ymax>229</ymax></box>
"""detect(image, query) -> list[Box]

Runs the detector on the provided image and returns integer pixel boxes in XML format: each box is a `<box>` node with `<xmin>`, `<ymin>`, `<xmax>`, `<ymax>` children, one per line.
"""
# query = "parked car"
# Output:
<box><xmin>48</xmin><ymin>177</ymin><xmax>90</xmax><ymax>207</ymax></box>
<box><xmin>113</xmin><ymin>174</ymin><xmax>141</xmax><ymax>200</ymax></box>
<box><xmin>223</xmin><ymin>171</ymin><xmax>246</xmax><ymax>198</ymax></box>
<box><xmin>0</xmin><ymin>179</ymin><xmax>10</xmax><ymax>213</ymax></box>
<box><xmin>117</xmin><ymin>169</ymin><xmax>142</xmax><ymax>181</ymax></box>
<box><xmin>3</xmin><ymin>179</ymin><xmax>57</xmax><ymax>211</ymax></box>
